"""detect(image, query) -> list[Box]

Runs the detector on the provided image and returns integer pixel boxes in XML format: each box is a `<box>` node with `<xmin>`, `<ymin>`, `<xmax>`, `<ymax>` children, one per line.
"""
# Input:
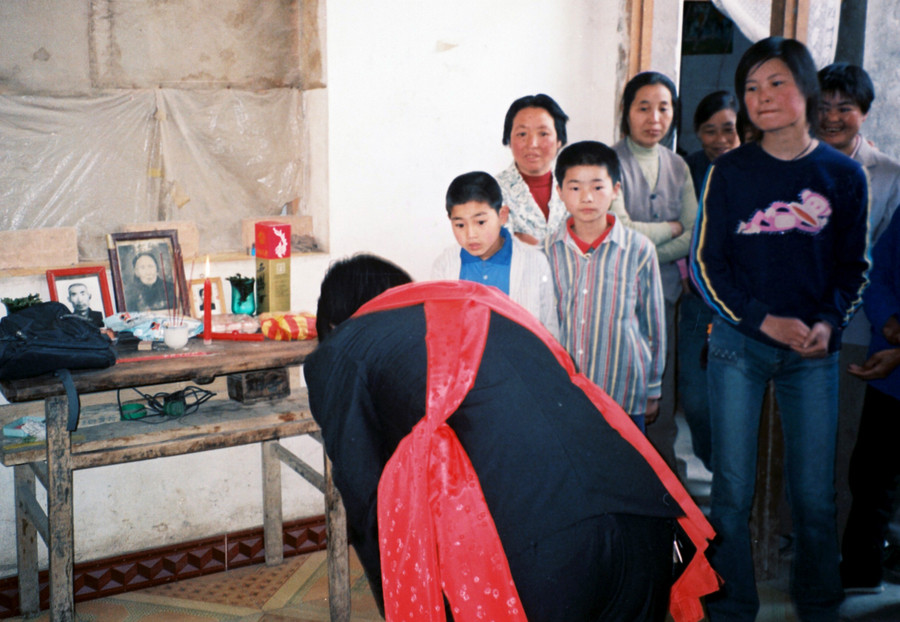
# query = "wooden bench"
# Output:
<box><xmin>0</xmin><ymin>339</ymin><xmax>350</xmax><ymax>622</ymax></box>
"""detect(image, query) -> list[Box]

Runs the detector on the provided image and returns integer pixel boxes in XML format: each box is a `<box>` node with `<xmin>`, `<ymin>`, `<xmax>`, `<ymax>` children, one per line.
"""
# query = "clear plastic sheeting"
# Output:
<box><xmin>0</xmin><ymin>93</ymin><xmax>157</xmax><ymax>259</ymax></box>
<box><xmin>711</xmin><ymin>0</ymin><xmax>839</xmax><ymax>67</ymax></box>
<box><xmin>155</xmin><ymin>89</ymin><xmax>305</xmax><ymax>253</ymax></box>
<box><xmin>711</xmin><ymin>0</ymin><xmax>771</xmax><ymax>42</ymax></box>
<box><xmin>0</xmin><ymin>89</ymin><xmax>305</xmax><ymax>260</ymax></box>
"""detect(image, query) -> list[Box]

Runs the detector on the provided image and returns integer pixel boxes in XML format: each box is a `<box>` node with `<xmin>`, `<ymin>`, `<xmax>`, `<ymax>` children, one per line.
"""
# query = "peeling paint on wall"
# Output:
<box><xmin>3</xmin><ymin>0</ymin><xmax>320</xmax><ymax>93</ymax></box>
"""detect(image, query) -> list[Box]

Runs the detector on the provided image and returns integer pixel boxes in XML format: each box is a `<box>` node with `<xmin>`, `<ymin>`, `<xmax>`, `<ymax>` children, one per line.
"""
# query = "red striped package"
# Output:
<box><xmin>258</xmin><ymin>312</ymin><xmax>317</xmax><ymax>341</ymax></box>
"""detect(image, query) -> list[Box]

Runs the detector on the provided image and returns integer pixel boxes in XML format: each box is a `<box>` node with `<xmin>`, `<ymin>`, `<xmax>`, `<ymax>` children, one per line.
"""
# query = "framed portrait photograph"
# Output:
<box><xmin>46</xmin><ymin>266</ymin><xmax>115</xmax><ymax>328</ymax></box>
<box><xmin>188</xmin><ymin>277</ymin><xmax>225</xmax><ymax>318</ymax></box>
<box><xmin>107</xmin><ymin>230</ymin><xmax>190</xmax><ymax>316</ymax></box>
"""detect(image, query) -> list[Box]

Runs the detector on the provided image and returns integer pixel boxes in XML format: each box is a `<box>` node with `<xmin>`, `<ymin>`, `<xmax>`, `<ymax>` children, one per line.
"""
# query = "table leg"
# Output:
<box><xmin>262</xmin><ymin>440</ymin><xmax>284</xmax><ymax>566</ymax></box>
<box><xmin>324</xmin><ymin>454</ymin><xmax>350</xmax><ymax>622</ymax></box>
<box><xmin>14</xmin><ymin>465</ymin><xmax>39</xmax><ymax>615</ymax></box>
<box><xmin>45</xmin><ymin>394</ymin><xmax>75</xmax><ymax>622</ymax></box>
<box><xmin>751</xmin><ymin>383</ymin><xmax>785</xmax><ymax>581</ymax></box>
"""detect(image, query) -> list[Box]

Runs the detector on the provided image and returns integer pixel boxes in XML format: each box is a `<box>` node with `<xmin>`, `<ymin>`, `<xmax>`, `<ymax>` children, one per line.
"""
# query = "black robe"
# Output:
<box><xmin>305</xmin><ymin>299</ymin><xmax>692</xmax><ymax>620</ymax></box>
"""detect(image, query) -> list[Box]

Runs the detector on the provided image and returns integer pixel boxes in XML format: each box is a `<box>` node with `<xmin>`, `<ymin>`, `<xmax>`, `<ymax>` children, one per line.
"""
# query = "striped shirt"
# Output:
<box><xmin>544</xmin><ymin>215</ymin><xmax>665</xmax><ymax>415</ymax></box>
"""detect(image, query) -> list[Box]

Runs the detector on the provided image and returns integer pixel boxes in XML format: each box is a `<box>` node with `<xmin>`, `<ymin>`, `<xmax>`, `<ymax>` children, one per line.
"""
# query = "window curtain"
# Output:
<box><xmin>711</xmin><ymin>0</ymin><xmax>840</xmax><ymax>68</ymax></box>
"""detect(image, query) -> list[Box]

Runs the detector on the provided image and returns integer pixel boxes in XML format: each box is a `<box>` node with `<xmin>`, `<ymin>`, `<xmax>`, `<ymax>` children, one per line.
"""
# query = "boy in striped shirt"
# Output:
<box><xmin>544</xmin><ymin>141</ymin><xmax>665</xmax><ymax>432</ymax></box>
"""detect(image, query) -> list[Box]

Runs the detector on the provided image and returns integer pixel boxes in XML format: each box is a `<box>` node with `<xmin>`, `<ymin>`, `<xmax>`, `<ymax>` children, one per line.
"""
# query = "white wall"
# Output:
<box><xmin>1</xmin><ymin>0</ymin><xmax>624</xmax><ymax>578</ymax></box>
<box><xmin>321</xmin><ymin>0</ymin><xmax>621</xmax><ymax>281</ymax></box>
<box><xmin>864</xmin><ymin>0</ymin><xmax>900</xmax><ymax>161</ymax></box>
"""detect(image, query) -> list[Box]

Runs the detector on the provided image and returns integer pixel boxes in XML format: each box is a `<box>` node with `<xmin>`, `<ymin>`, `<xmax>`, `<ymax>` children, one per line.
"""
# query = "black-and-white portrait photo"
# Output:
<box><xmin>119</xmin><ymin>243</ymin><xmax>176</xmax><ymax>312</ymax></box>
<box><xmin>46</xmin><ymin>266</ymin><xmax>115</xmax><ymax>327</ymax></box>
<box><xmin>107</xmin><ymin>231</ymin><xmax>189</xmax><ymax>316</ymax></box>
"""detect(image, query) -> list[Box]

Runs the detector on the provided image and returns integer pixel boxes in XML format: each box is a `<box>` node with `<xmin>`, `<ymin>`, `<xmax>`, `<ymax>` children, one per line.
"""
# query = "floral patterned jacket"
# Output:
<box><xmin>497</xmin><ymin>161</ymin><xmax>567</xmax><ymax>243</ymax></box>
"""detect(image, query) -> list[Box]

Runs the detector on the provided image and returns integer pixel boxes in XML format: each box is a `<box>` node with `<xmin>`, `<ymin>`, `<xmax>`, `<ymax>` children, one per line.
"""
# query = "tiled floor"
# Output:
<box><xmin>8</xmin><ymin>413</ymin><xmax>900</xmax><ymax>621</ymax></box>
<box><xmin>675</xmin><ymin>413</ymin><xmax>900</xmax><ymax>622</ymax></box>
<box><xmin>7</xmin><ymin>549</ymin><xmax>381</xmax><ymax>622</ymax></box>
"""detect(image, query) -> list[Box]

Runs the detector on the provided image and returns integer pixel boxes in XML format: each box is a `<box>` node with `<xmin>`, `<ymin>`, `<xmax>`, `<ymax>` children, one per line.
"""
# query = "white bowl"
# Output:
<box><xmin>163</xmin><ymin>325</ymin><xmax>190</xmax><ymax>349</ymax></box>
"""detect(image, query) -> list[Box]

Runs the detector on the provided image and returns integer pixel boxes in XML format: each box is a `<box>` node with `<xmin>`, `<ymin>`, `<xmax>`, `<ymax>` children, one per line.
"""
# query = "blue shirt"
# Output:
<box><xmin>459</xmin><ymin>227</ymin><xmax>512</xmax><ymax>295</ymax></box>
<box><xmin>865</xmin><ymin>207</ymin><xmax>900</xmax><ymax>400</ymax></box>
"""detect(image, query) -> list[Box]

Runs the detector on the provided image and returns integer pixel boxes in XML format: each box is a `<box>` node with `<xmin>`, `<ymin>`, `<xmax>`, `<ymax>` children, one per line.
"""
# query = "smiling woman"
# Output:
<box><xmin>496</xmin><ymin>94</ymin><xmax>569</xmax><ymax>245</ymax></box>
<box><xmin>816</xmin><ymin>63</ymin><xmax>875</xmax><ymax>158</ymax></box>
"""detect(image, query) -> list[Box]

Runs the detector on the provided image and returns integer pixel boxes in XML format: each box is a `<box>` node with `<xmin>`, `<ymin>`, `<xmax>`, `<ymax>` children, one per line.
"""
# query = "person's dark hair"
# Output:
<box><xmin>735</xmin><ymin>36</ymin><xmax>819</xmax><ymax>134</ymax></box>
<box><xmin>735</xmin><ymin>108</ymin><xmax>759</xmax><ymax>143</ymax></box>
<box><xmin>132</xmin><ymin>251</ymin><xmax>159</xmax><ymax>270</ymax></box>
<box><xmin>502</xmin><ymin>94</ymin><xmax>569</xmax><ymax>147</ymax></box>
<box><xmin>315</xmin><ymin>254</ymin><xmax>413</xmax><ymax>341</ymax></box>
<box><xmin>445</xmin><ymin>172</ymin><xmax>503</xmax><ymax>215</ymax></box>
<box><xmin>554</xmin><ymin>141</ymin><xmax>622</xmax><ymax>186</ymax></box>
<box><xmin>693</xmin><ymin>90</ymin><xmax>739</xmax><ymax>133</ymax></box>
<box><xmin>817</xmin><ymin>63</ymin><xmax>875</xmax><ymax>114</ymax></box>
<box><xmin>619</xmin><ymin>72</ymin><xmax>680</xmax><ymax>139</ymax></box>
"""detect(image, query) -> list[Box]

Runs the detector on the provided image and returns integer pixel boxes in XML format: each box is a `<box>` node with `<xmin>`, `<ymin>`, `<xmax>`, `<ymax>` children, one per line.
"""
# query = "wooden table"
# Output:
<box><xmin>0</xmin><ymin>338</ymin><xmax>350</xmax><ymax>622</ymax></box>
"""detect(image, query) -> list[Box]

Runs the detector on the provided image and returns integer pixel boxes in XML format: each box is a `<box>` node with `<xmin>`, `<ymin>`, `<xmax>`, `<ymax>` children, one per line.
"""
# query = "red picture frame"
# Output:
<box><xmin>46</xmin><ymin>266</ymin><xmax>115</xmax><ymax>326</ymax></box>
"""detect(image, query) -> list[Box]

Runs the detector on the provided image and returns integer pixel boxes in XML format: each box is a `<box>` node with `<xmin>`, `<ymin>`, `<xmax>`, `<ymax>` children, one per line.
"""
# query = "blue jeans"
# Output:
<box><xmin>677</xmin><ymin>290</ymin><xmax>713</xmax><ymax>470</ymax></box>
<box><xmin>705</xmin><ymin>319</ymin><xmax>843</xmax><ymax>622</ymax></box>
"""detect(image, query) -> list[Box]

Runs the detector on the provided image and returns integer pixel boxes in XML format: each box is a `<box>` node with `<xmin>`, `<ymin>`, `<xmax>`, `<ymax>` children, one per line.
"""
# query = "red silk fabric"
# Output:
<box><xmin>355</xmin><ymin>280</ymin><xmax>719</xmax><ymax>622</ymax></box>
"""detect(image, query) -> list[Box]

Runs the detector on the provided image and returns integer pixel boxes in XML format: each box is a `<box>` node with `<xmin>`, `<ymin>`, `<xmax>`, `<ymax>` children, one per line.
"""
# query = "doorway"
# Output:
<box><xmin>676</xmin><ymin>1</ymin><xmax>751</xmax><ymax>157</ymax></box>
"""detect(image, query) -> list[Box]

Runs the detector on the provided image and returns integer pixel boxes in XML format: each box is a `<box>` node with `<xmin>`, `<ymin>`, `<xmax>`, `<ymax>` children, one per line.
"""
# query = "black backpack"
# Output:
<box><xmin>0</xmin><ymin>302</ymin><xmax>117</xmax><ymax>429</ymax></box>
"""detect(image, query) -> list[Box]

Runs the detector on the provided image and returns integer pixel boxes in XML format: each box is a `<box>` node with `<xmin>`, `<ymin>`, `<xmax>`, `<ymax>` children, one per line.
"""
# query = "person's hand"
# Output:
<box><xmin>883</xmin><ymin>316</ymin><xmax>900</xmax><ymax>345</ymax></box>
<box><xmin>760</xmin><ymin>315</ymin><xmax>810</xmax><ymax>349</ymax></box>
<box><xmin>792</xmin><ymin>321</ymin><xmax>832</xmax><ymax>358</ymax></box>
<box><xmin>669</xmin><ymin>221</ymin><xmax>684</xmax><ymax>238</ymax></box>
<box><xmin>848</xmin><ymin>348</ymin><xmax>900</xmax><ymax>380</ymax></box>
<box><xmin>644</xmin><ymin>398</ymin><xmax>660</xmax><ymax>424</ymax></box>
<box><xmin>513</xmin><ymin>232</ymin><xmax>540</xmax><ymax>246</ymax></box>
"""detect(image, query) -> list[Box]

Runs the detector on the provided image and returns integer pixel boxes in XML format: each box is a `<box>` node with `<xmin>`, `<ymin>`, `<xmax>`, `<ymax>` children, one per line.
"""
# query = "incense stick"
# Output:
<box><xmin>159</xmin><ymin>251</ymin><xmax>183</xmax><ymax>327</ymax></box>
<box><xmin>160</xmin><ymin>251</ymin><xmax>172</xmax><ymax>324</ymax></box>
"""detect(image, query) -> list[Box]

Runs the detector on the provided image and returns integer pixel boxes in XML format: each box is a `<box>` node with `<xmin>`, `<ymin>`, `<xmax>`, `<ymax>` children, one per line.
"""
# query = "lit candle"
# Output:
<box><xmin>203</xmin><ymin>256</ymin><xmax>212</xmax><ymax>345</ymax></box>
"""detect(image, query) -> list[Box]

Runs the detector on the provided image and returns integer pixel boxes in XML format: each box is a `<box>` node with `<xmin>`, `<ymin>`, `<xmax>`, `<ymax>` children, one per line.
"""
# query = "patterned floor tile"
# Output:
<box><xmin>4</xmin><ymin>549</ymin><xmax>379</xmax><ymax>622</ymax></box>
<box><xmin>142</xmin><ymin>554</ymin><xmax>308</xmax><ymax>609</ymax></box>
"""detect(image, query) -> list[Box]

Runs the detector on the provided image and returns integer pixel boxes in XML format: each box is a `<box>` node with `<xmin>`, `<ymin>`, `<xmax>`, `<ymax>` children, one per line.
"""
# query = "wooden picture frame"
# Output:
<box><xmin>188</xmin><ymin>277</ymin><xmax>225</xmax><ymax>318</ymax></box>
<box><xmin>46</xmin><ymin>266</ymin><xmax>115</xmax><ymax>327</ymax></box>
<box><xmin>107</xmin><ymin>230</ymin><xmax>189</xmax><ymax>316</ymax></box>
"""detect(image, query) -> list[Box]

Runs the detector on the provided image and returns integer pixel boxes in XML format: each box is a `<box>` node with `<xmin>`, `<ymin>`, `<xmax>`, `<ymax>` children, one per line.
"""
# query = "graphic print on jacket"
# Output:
<box><xmin>737</xmin><ymin>189</ymin><xmax>831</xmax><ymax>235</ymax></box>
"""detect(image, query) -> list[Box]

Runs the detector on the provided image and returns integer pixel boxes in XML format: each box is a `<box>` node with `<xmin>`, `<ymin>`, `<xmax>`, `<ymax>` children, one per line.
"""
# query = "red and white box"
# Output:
<box><xmin>255</xmin><ymin>221</ymin><xmax>291</xmax><ymax>259</ymax></box>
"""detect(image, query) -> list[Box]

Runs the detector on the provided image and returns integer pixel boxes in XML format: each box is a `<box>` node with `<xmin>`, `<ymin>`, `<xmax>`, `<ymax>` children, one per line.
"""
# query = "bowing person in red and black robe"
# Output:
<box><xmin>304</xmin><ymin>254</ymin><xmax>718</xmax><ymax>622</ymax></box>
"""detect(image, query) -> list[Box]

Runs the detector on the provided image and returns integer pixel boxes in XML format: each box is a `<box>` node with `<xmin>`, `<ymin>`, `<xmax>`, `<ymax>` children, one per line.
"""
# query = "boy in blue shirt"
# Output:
<box><xmin>543</xmin><ymin>141</ymin><xmax>665</xmax><ymax>432</ymax></box>
<box><xmin>432</xmin><ymin>171</ymin><xmax>559</xmax><ymax>339</ymax></box>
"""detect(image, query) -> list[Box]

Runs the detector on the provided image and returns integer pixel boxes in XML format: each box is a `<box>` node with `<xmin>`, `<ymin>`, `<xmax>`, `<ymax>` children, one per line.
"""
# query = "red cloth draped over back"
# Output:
<box><xmin>354</xmin><ymin>281</ymin><xmax>719</xmax><ymax>622</ymax></box>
